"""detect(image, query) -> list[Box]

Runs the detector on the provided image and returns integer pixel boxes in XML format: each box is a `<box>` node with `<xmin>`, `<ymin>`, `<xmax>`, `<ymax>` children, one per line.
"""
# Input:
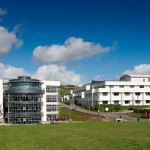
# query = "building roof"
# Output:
<box><xmin>121</xmin><ymin>74</ymin><xmax>150</xmax><ymax>78</ymax></box>
<box><xmin>9</xmin><ymin>76</ymin><xmax>42</xmax><ymax>83</ymax></box>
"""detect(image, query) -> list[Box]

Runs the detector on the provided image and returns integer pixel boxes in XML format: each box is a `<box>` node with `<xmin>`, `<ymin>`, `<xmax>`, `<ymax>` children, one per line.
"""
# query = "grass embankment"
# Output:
<box><xmin>0</xmin><ymin>122</ymin><xmax>150</xmax><ymax>150</ymax></box>
<box><xmin>58</xmin><ymin>107</ymin><xmax>100</xmax><ymax>121</ymax></box>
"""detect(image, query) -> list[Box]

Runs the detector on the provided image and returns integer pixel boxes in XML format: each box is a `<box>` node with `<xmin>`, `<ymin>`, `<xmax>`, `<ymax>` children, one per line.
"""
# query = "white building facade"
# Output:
<box><xmin>63</xmin><ymin>90</ymin><xmax>74</xmax><ymax>101</ymax></box>
<box><xmin>41</xmin><ymin>81</ymin><xmax>60</xmax><ymax>122</ymax></box>
<box><xmin>64</xmin><ymin>75</ymin><xmax>150</xmax><ymax>106</ymax></box>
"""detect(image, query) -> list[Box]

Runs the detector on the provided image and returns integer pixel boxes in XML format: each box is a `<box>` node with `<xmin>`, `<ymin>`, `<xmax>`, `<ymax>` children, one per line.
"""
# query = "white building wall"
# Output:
<box><xmin>85</xmin><ymin>84</ymin><xmax>91</xmax><ymax>90</ymax></box>
<box><xmin>66</xmin><ymin>75</ymin><xmax>150</xmax><ymax>107</ymax></box>
<box><xmin>41</xmin><ymin>80</ymin><xmax>60</xmax><ymax>122</ymax></box>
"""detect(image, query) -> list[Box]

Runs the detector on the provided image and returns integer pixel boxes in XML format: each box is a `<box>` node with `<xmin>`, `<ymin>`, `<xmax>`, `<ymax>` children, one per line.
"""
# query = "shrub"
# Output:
<box><xmin>134</xmin><ymin>109</ymin><xmax>150</xmax><ymax>114</ymax></box>
<box><xmin>63</xmin><ymin>100</ymin><xmax>71</xmax><ymax>105</ymax></box>
<box><xmin>94</xmin><ymin>104</ymin><xmax>122</xmax><ymax>112</ymax></box>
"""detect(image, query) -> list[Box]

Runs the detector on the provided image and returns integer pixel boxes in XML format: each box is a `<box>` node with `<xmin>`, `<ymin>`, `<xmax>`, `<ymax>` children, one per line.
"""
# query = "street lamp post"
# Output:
<box><xmin>68</xmin><ymin>106</ymin><xmax>72</xmax><ymax>123</ymax></box>
<box><xmin>87</xmin><ymin>99</ymin><xmax>89</xmax><ymax>114</ymax></box>
<box><xmin>97</xmin><ymin>100</ymin><xmax>100</xmax><ymax>117</ymax></box>
<box><xmin>8</xmin><ymin>94</ymin><xmax>10</xmax><ymax>123</ymax></box>
<box><xmin>98</xmin><ymin>102</ymin><xmax>100</xmax><ymax>117</ymax></box>
<box><xmin>137</xmin><ymin>95</ymin><xmax>140</xmax><ymax>122</ymax></box>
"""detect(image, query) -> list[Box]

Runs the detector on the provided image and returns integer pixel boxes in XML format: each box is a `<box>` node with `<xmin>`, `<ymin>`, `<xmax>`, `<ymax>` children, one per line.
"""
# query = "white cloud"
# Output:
<box><xmin>0</xmin><ymin>63</ymin><xmax>84</xmax><ymax>85</ymax></box>
<box><xmin>33</xmin><ymin>64</ymin><xmax>83</xmax><ymax>85</ymax></box>
<box><xmin>0</xmin><ymin>26</ymin><xmax>23</xmax><ymax>57</ymax></box>
<box><xmin>33</xmin><ymin>37</ymin><xmax>113</xmax><ymax>64</ymax></box>
<box><xmin>123</xmin><ymin>64</ymin><xmax>150</xmax><ymax>75</ymax></box>
<box><xmin>0</xmin><ymin>8</ymin><xmax>7</xmax><ymax>16</ymax></box>
<box><xmin>0</xmin><ymin>63</ymin><xmax>28</xmax><ymax>78</ymax></box>
<box><xmin>13</xmin><ymin>24</ymin><xmax>24</xmax><ymax>37</ymax></box>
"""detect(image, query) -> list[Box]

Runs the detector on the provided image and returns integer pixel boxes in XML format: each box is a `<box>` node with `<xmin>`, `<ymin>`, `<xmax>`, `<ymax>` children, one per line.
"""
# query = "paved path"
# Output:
<box><xmin>60</xmin><ymin>102</ymin><xmax>148</xmax><ymax>122</ymax></box>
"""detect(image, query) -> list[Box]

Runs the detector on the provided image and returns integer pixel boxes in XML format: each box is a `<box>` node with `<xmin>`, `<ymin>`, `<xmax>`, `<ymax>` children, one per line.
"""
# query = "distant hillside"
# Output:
<box><xmin>59</xmin><ymin>85</ymin><xmax>77</xmax><ymax>97</ymax></box>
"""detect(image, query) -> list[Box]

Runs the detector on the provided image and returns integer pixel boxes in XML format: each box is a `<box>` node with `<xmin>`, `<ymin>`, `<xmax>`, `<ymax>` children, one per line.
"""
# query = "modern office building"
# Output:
<box><xmin>0</xmin><ymin>76</ymin><xmax>60</xmax><ymax>124</ymax></box>
<box><xmin>63</xmin><ymin>74</ymin><xmax>150</xmax><ymax>106</ymax></box>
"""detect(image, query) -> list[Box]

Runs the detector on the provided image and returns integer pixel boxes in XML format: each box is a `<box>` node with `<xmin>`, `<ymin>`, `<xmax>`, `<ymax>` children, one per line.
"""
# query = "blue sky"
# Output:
<box><xmin>0</xmin><ymin>0</ymin><xmax>150</xmax><ymax>85</ymax></box>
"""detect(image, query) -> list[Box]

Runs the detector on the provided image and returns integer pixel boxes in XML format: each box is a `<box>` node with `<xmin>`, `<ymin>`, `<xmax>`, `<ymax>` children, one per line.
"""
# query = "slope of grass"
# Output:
<box><xmin>0</xmin><ymin>122</ymin><xmax>150</xmax><ymax>150</ymax></box>
<box><xmin>58</xmin><ymin>107</ymin><xmax>99</xmax><ymax>121</ymax></box>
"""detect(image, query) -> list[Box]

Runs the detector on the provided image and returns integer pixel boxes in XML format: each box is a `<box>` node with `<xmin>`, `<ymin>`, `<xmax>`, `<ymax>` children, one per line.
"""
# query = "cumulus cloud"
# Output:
<box><xmin>0</xmin><ymin>63</ymin><xmax>83</xmax><ymax>85</ymax></box>
<box><xmin>13</xmin><ymin>24</ymin><xmax>24</xmax><ymax>37</ymax></box>
<box><xmin>0</xmin><ymin>8</ymin><xmax>7</xmax><ymax>16</ymax></box>
<box><xmin>33</xmin><ymin>64</ymin><xmax>83</xmax><ymax>85</ymax></box>
<box><xmin>0</xmin><ymin>26</ymin><xmax>23</xmax><ymax>57</ymax></box>
<box><xmin>0</xmin><ymin>63</ymin><xmax>28</xmax><ymax>78</ymax></box>
<box><xmin>33</xmin><ymin>37</ymin><xmax>113</xmax><ymax>64</ymax></box>
<box><xmin>123</xmin><ymin>64</ymin><xmax>150</xmax><ymax>75</ymax></box>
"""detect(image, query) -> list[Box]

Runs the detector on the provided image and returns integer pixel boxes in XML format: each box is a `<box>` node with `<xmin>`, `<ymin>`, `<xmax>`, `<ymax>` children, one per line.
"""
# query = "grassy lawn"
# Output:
<box><xmin>58</xmin><ymin>107</ymin><xmax>100</xmax><ymax>121</ymax></box>
<box><xmin>0</xmin><ymin>122</ymin><xmax>150</xmax><ymax>150</ymax></box>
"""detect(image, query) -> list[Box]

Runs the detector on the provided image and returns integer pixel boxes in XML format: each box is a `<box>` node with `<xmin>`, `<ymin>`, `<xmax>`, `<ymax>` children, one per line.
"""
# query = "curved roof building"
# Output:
<box><xmin>4</xmin><ymin>76</ymin><xmax>44</xmax><ymax>124</ymax></box>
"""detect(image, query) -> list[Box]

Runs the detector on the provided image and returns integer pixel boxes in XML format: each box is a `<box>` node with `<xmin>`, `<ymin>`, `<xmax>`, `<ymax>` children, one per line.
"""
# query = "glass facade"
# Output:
<box><xmin>4</xmin><ymin>76</ymin><xmax>44</xmax><ymax>124</ymax></box>
<box><xmin>10</xmin><ymin>82</ymin><xmax>41</xmax><ymax>90</ymax></box>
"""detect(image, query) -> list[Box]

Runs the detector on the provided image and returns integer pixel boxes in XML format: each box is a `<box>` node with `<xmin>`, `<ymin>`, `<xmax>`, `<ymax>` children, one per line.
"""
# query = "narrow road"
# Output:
<box><xmin>60</xmin><ymin>102</ymin><xmax>148</xmax><ymax>122</ymax></box>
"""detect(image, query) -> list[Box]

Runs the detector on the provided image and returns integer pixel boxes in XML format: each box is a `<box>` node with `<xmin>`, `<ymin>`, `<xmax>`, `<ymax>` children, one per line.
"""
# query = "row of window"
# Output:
<box><xmin>10</xmin><ymin>83</ymin><xmax>41</xmax><ymax>90</ymax></box>
<box><xmin>73</xmin><ymin>89</ymin><xmax>86</xmax><ymax>94</ymax></box>
<box><xmin>46</xmin><ymin>86</ymin><xmax>58</xmax><ymax>93</ymax></box>
<box><xmin>101</xmin><ymin>100</ymin><xmax>150</xmax><ymax>104</ymax></box>
<box><xmin>47</xmin><ymin>115</ymin><xmax>57</xmax><ymax>120</ymax></box>
<box><xmin>46</xmin><ymin>105</ymin><xmax>58</xmax><ymax>112</ymax></box>
<box><xmin>9</xmin><ymin>106</ymin><xmax>41</xmax><ymax>113</ymax></box>
<box><xmin>74</xmin><ymin>96</ymin><xmax>81</xmax><ymax>99</ymax></box>
<box><xmin>46</xmin><ymin>95</ymin><xmax>58</xmax><ymax>102</ymax></box>
<box><xmin>97</xmin><ymin>85</ymin><xmax>149</xmax><ymax>88</ymax></box>
<box><xmin>93</xmin><ymin>92</ymin><xmax>150</xmax><ymax>96</ymax></box>
<box><xmin>5</xmin><ymin>94</ymin><xmax>41</xmax><ymax>102</ymax></box>
<box><xmin>9</xmin><ymin>117</ymin><xmax>40</xmax><ymax>124</ymax></box>
<box><xmin>10</xmin><ymin>109</ymin><xmax>40</xmax><ymax>113</ymax></box>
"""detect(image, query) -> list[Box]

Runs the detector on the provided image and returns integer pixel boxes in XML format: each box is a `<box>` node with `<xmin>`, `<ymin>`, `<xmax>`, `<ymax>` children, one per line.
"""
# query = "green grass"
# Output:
<box><xmin>58</xmin><ymin>107</ymin><xmax>100</xmax><ymax>121</ymax></box>
<box><xmin>0</xmin><ymin>122</ymin><xmax>150</xmax><ymax>150</ymax></box>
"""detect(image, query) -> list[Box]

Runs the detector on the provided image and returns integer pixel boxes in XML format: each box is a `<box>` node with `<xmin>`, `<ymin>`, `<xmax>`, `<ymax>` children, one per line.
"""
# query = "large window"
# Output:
<box><xmin>146</xmin><ymin>100</ymin><xmax>150</xmax><ymax>104</ymax></box>
<box><xmin>130</xmin><ymin>85</ymin><xmax>134</xmax><ymax>88</ymax></box>
<box><xmin>46</xmin><ymin>95</ymin><xmax>58</xmax><ymax>102</ymax></box>
<box><xmin>124</xmin><ymin>92</ymin><xmax>130</xmax><ymax>96</ymax></box>
<box><xmin>135</xmin><ymin>92</ymin><xmax>140</xmax><ymax>96</ymax></box>
<box><xmin>125</xmin><ymin>100</ymin><xmax>130</xmax><ymax>104</ymax></box>
<box><xmin>47</xmin><ymin>115</ymin><xmax>56</xmax><ymax>121</ymax></box>
<box><xmin>114</xmin><ymin>101</ymin><xmax>119</xmax><ymax>104</ymax></box>
<box><xmin>145</xmin><ymin>92</ymin><xmax>150</xmax><ymax>96</ymax></box>
<box><xmin>119</xmin><ymin>85</ymin><xmax>124</xmax><ymax>88</ymax></box>
<box><xmin>113</xmin><ymin>93</ymin><xmax>119</xmax><ymax>96</ymax></box>
<box><xmin>46</xmin><ymin>105</ymin><xmax>58</xmax><ymax>112</ymax></box>
<box><xmin>102</xmin><ymin>101</ymin><xmax>108</xmax><ymax>104</ymax></box>
<box><xmin>135</xmin><ymin>100</ymin><xmax>140</xmax><ymax>104</ymax></box>
<box><xmin>140</xmin><ymin>85</ymin><xmax>144</xmax><ymax>88</ymax></box>
<box><xmin>46</xmin><ymin>86</ymin><xmax>58</xmax><ymax>93</ymax></box>
<box><xmin>102</xmin><ymin>92</ymin><xmax>108</xmax><ymax>96</ymax></box>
